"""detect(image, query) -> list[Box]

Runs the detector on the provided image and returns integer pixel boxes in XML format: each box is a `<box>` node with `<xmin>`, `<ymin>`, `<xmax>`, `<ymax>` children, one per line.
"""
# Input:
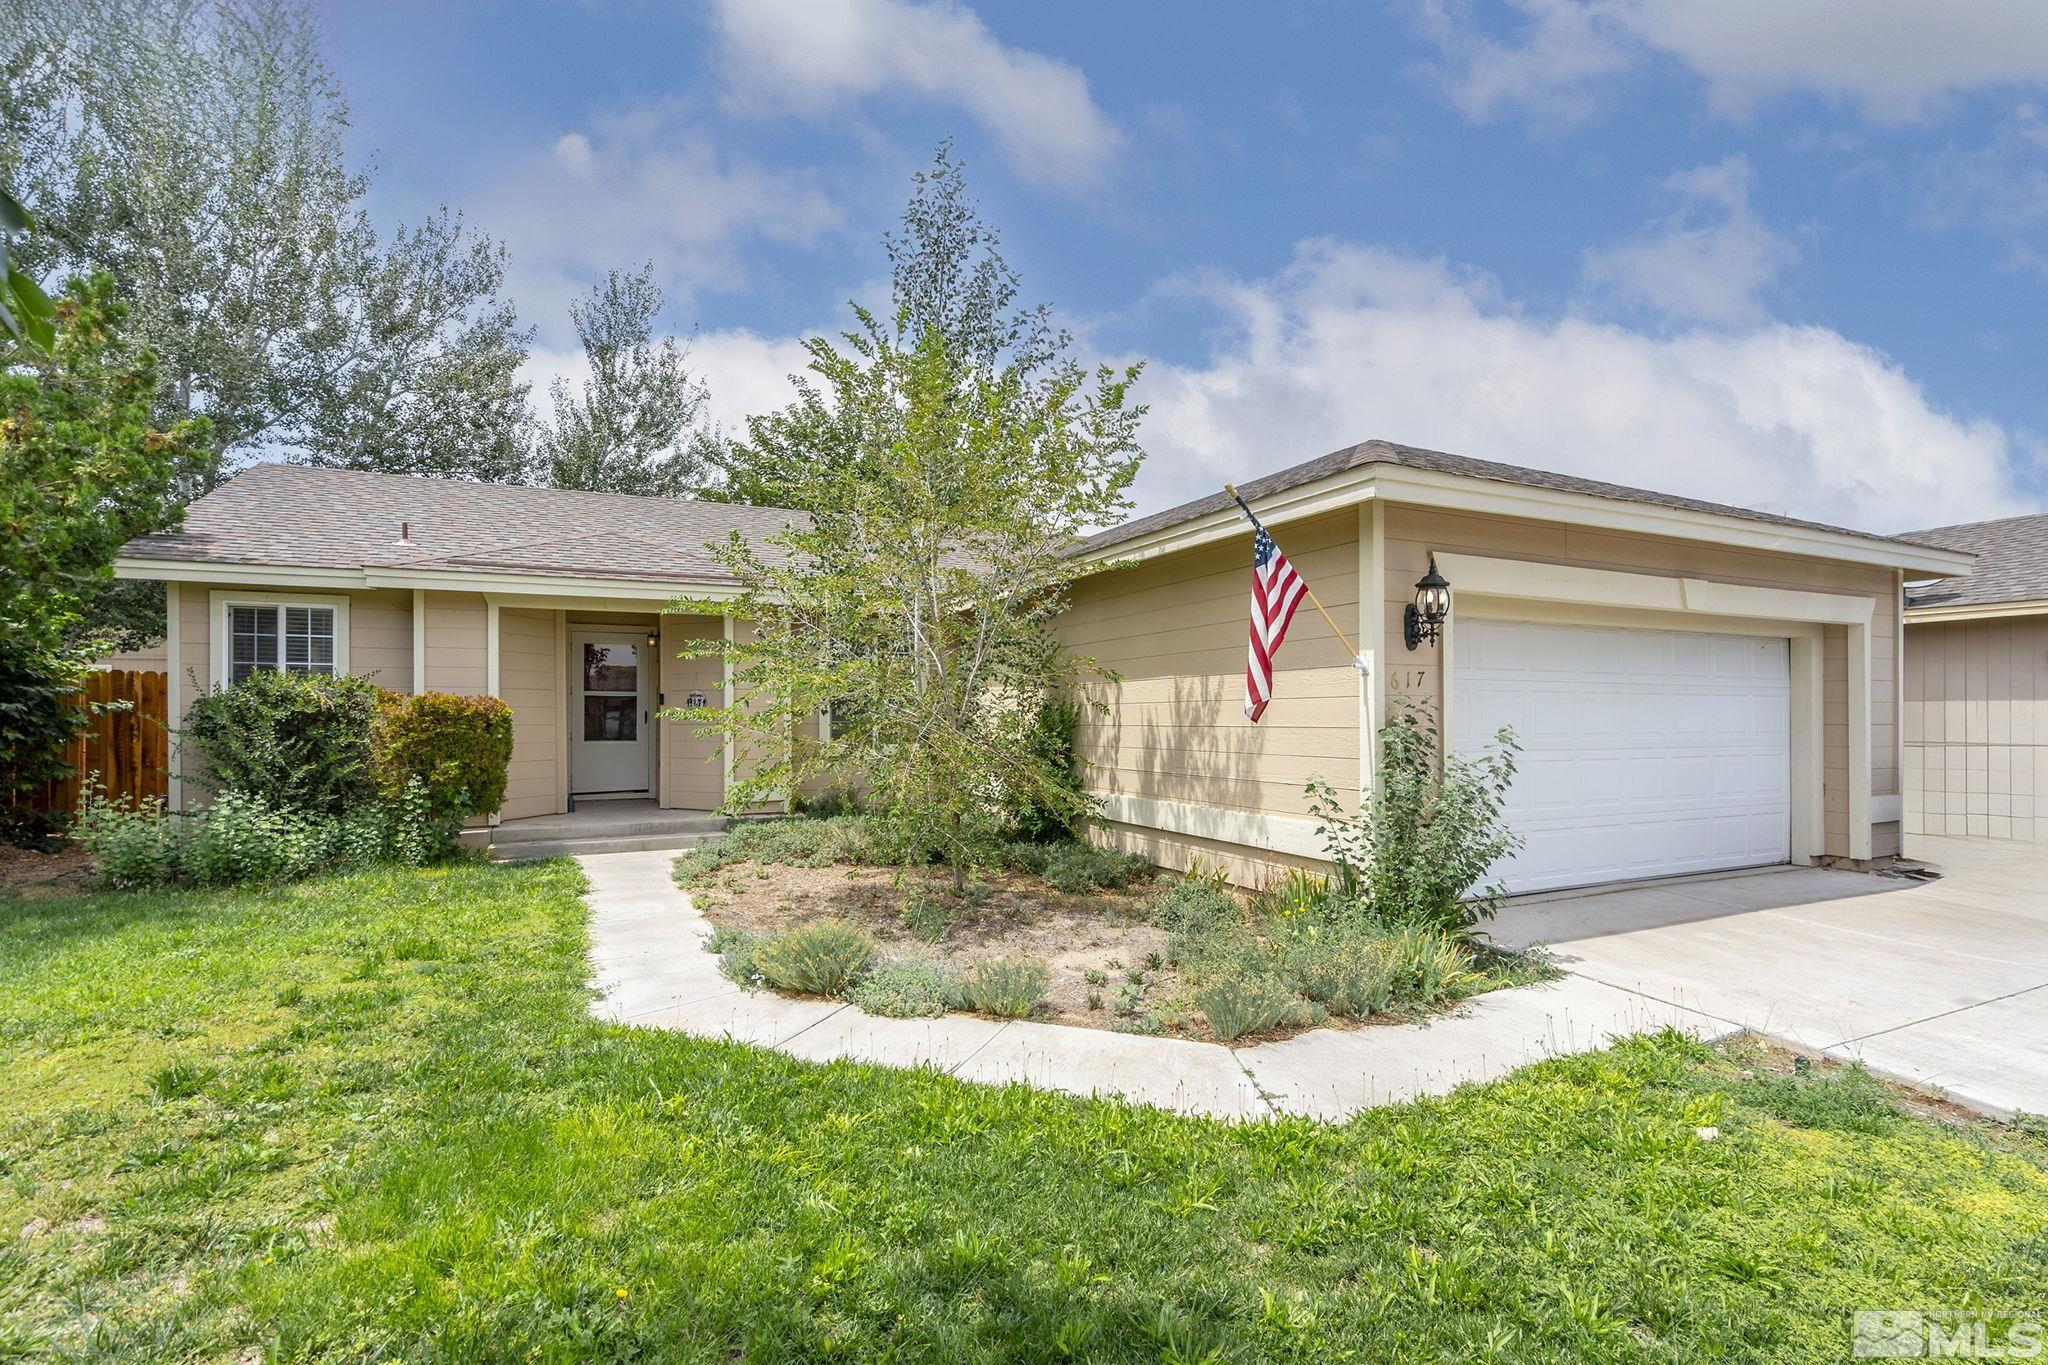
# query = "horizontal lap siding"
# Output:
<box><xmin>423</xmin><ymin>592</ymin><xmax>488</xmax><ymax>695</ymax></box>
<box><xmin>661</xmin><ymin>615</ymin><xmax>725</xmax><ymax>810</ymax></box>
<box><xmin>499</xmin><ymin>608</ymin><xmax>561</xmax><ymax>821</ymax></box>
<box><xmin>1383</xmin><ymin>505</ymin><xmax>1898</xmax><ymax>862</ymax></box>
<box><xmin>1060</xmin><ymin>508</ymin><xmax>1360</xmax><ymax>879</ymax></box>
<box><xmin>1905</xmin><ymin>616</ymin><xmax>2048</xmax><ymax>843</ymax></box>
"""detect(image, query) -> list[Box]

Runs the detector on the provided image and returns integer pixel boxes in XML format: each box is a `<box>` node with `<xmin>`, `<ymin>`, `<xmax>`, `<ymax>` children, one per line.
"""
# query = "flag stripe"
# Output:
<box><xmin>1243</xmin><ymin>522</ymin><xmax>1310</xmax><ymax>723</ymax></box>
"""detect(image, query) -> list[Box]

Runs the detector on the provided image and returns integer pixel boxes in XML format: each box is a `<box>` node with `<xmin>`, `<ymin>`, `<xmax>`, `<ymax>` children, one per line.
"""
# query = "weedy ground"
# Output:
<box><xmin>3</xmin><ymin>859</ymin><xmax>2044</xmax><ymax>1360</ymax></box>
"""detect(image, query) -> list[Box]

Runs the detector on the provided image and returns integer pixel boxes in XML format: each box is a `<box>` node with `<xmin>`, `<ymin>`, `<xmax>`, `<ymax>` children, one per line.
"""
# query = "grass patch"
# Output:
<box><xmin>3</xmin><ymin>864</ymin><xmax>2046</xmax><ymax>1359</ymax></box>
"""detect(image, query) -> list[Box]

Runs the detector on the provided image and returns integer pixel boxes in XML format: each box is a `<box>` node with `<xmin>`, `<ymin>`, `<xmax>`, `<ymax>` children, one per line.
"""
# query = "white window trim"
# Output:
<box><xmin>209</xmin><ymin>591</ymin><xmax>351</xmax><ymax>687</ymax></box>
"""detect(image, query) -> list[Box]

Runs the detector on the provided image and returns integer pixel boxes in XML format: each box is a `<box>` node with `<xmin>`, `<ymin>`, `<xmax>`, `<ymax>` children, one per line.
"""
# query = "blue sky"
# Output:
<box><xmin>315</xmin><ymin>0</ymin><xmax>2048</xmax><ymax>533</ymax></box>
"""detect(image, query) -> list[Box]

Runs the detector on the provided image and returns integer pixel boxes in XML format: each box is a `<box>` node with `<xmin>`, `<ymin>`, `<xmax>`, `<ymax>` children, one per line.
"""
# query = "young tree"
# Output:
<box><xmin>3</xmin><ymin>0</ymin><xmax>531</xmax><ymax>489</ymax></box>
<box><xmin>682</xmin><ymin>149</ymin><xmax>1145</xmax><ymax>887</ymax></box>
<box><xmin>1</xmin><ymin>273</ymin><xmax>210</xmax><ymax>840</ymax></box>
<box><xmin>531</xmin><ymin>264</ymin><xmax>715</xmax><ymax>496</ymax></box>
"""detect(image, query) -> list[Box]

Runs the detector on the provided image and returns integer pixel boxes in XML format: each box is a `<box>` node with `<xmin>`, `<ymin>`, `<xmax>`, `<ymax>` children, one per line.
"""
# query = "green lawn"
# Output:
<box><xmin>3</xmin><ymin>861</ymin><xmax>2045</xmax><ymax>1361</ymax></box>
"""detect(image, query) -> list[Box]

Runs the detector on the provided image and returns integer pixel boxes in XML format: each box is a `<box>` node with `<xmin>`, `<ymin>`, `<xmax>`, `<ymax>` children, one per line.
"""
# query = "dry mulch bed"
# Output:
<box><xmin>0</xmin><ymin>843</ymin><xmax>92</xmax><ymax>899</ymax></box>
<box><xmin>687</xmin><ymin>860</ymin><xmax>1183</xmax><ymax>1032</ymax></box>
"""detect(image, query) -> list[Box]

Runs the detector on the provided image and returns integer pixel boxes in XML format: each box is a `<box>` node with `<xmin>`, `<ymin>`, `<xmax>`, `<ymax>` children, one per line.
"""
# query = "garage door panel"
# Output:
<box><xmin>1455</xmin><ymin>619</ymin><xmax>1791</xmax><ymax>894</ymax></box>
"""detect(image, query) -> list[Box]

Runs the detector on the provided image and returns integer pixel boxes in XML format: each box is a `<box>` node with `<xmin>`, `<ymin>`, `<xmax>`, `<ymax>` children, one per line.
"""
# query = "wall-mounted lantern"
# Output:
<box><xmin>1403</xmin><ymin>557</ymin><xmax>1452</xmax><ymax>650</ymax></box>
<box><xmin>645</xmin><ymin>628</ymin><xmax>659</xmax><ymax>649</ymax></box>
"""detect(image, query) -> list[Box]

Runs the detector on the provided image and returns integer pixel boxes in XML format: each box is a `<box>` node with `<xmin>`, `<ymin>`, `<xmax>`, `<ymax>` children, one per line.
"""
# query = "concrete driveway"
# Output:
<box><xmin>1488</xmin><ymin>835</ymin><xmax>2048</xmax><ymax>1119</ymax></box>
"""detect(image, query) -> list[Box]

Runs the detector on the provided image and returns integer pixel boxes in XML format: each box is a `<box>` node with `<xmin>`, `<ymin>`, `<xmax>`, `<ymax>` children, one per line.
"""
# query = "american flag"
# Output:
<box><xmin>1244</xmin><ymin>523</ymin><xmax>1308</xmax><ymax>722</ymax></box>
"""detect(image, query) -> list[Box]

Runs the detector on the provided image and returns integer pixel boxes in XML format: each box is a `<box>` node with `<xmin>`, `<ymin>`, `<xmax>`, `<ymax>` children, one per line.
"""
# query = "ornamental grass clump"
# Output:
<box><xmin>752</xmin><ymin>920</ymin><xmax>874</xmax><ymax>996</ymax></box>
<box><xmin>848</xmin><ymin>959</ymin><xmax>951</xmax><ymax>1018</ymax></box>
<box><xmin>1196</xmin><ymin>966</ymin><xmax>1311</xmax><ymax>1043</ymax></box>
<box><xmin>948</xmin><ymin>956</ymin><xmax>1049</xmax><ymax>1018</ymax></box>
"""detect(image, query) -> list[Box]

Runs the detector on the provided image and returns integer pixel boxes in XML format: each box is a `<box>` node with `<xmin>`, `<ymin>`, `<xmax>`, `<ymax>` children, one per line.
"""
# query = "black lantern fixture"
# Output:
<box><xmin>645</xmin><ymin>628</ymin><xmax>659</xmax><ymax>649</ymax></box>
<box><xmin>1403</xmin><ymin>557</ymin><xmax>1451</xmax><ymax>650</ymax></box>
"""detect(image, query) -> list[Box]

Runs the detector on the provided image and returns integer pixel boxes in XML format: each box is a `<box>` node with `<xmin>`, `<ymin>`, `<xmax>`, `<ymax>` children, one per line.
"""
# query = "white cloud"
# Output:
<box><xmin>1417</xmin><ymin>0</ymin><xmax>2048</xmax><ymax>129</ymax></box>
<box><xmin>1918</xmin><ymin>103</ymin><xmax>2048</xmax><ymax>271</ymax></box>
<box><xmin>1129</xmin><ymin>239</ymin><xmax>2025</xmax><ymax>532</ymax></box>
<box><xmin>1582</xmin><ymin>155</ymin><xmax>1797</xmax><ymax>324</ymax></box>
<box><xmin>485</xmin><ymin>104</ymin><xmax>844</xmax><ymax>335</ymax></box>
<box><xmin>705</xmin><ymin>0</ymin><xmax>1123</xmax><ymax>187</ymax></box>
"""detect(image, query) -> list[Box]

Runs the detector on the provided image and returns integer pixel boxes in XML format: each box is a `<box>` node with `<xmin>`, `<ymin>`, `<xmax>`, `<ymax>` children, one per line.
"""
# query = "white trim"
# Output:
<box><xmin>116</xmin><ymin>555</ymin><xmax>747</xmax><ymax>603</ymax></box>
<box><xmin>1073</xmin><ymin>464</ymin><xmax>1976</xmax><ymax>578</ymax></box>
<box><xmin>1849</xmin><ymin>620</ymin><xmax>1871</xmax><ymax>860</ymax></box>
<box><xmin>1892</xmin><ymin>571</ymin><xmax>1905</xmax><ymax>843</ymax></box>
<box><xmin>1433</xmin><ymin>552</ymin><xmax>1876</xmax><ymax>626</ymax></box>
<box><xmin>165</xmin><ymin>581</ymin><xmax>182</xmax><ymax>813</ymax></box>
<box><xmin>721</xmin><ymin>614</ymin><xmax>735</xmax><ymax>801</ymax></box>
<box><xmin>411</xmin><ymin>589</ymin><xmax>426</xmax><ymax>694</ymax></box>
<box><xmin>1358</xmin><ymin>500</ymin><xmax>1384</xmax><ymax>800</ymax></box>
<box><xmin>1904</xmin><ymin>597</ymin><xmax>2048</xmax><ymax>624</ymax></box>
<box><xmin>484</xmin><ymin>598</ymin><xmax>501</xmax><ymax>698</ymax></box>
<box><xmin>556</xmin><ymin>612</ymin><xmax>570</xmax><ymax>812</ymax></box>
<box><xmin>207</xmin><ymin>590</ymin><xmax>350</xmax><ymax>688</ymax></box>
<box><xmin>1094</xmin><ymin>792</ymin><xmax>1326</xmax><ymax>860</ymax></box>
<box><xmin>1790</xmin><ymin>635</ymin><xmax>1824</xmax><ymax>865</ymax></box>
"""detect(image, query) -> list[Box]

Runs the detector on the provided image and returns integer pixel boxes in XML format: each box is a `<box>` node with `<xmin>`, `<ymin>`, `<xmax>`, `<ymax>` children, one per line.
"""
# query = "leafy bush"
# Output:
<box><xmin>947</xmin><ymin>956</ymin><xmax>1049</xmax><ymax>1018</ymax></box>
<box><xmin>1196</xmin><ymin>966</ymin><xmax>1309</xmax><ymax>1043</ymax></box>
<box><xmin>1272</xmin><ymin>922</ymin><xmax>1399</xmax><ymax>1019</ymax></box>
<box><xmin>372</xmin><ymin>690</ymin><xmax>513</xmax><ymax>824</ymax></box>
<box><xmin>708</xmin><ymin>927</ymin><xmax>763</xmax><ymax>989</ymax></box>
<box><xmin>752</xmin><ymin>920</ymin><xmax>874</xmax><ymax>996</ymax></box>
<box><xmin>1308</xmin><ymin>698</ymin><xmax>1522</xmax><ymax>934</ymax></box>
<box><xmin>1009</xmin><ymin>693</ymin><xmax>1087</xmax><ymax>842</ymax></box>
<box><xmin>0</xmin><ymin>636</ymin><xmax>92</xmax><ymax>847</ymax></box>
<box><xmin>182</xmin><ymin>670</ymin><xmax>383</xmax><ymax>816</ymax></box>
<box><xmin>673</xmin><ymin>815</ymin><xmax>883</xmax><ymax>884</ymax></box>
<box><xmin>848</xmin><ymin>959</ymin><xmax>951</xmax><ymax>1018</ymax></box>
<box><xmin>76</xmin><ymin>784</ymin><xmax>434</xmax><ymax>890</ymax></box>
<box><xmin>1009</xmin><ymin>838</ymin><xmax>1151</xmax><ymax>894</ymax></box>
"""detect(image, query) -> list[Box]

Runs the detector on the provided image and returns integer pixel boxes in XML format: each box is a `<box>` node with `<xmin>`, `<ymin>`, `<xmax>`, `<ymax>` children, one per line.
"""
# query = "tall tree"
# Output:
<box><xmin>2</xmin><ymin>0</ymin><xmax>531</xmax><ymax>489</ymax></box>
<box><xmin>682</xmin><ymin>150</ymin><xmax>1145</xmax><ymax>885</ymax></box>
<box><xmin>531</xmin><ymin>264</ymin><xmax>714</xmax><ymax>496</ymax></box>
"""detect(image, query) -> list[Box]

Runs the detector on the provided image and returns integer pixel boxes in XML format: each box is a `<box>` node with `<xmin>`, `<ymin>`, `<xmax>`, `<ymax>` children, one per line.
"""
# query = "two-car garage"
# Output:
<box><xmin>1451</xmin><ymin>619</ymin><xmax>1793</xmax><ymax>894</ymax></box>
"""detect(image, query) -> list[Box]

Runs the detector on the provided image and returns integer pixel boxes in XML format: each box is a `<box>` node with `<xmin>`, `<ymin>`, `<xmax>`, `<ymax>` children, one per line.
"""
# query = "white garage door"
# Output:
<box><xmin>1451</xmin><ymin>619</ymin><xmax>1791</xmax><ymax>894</ymax></box>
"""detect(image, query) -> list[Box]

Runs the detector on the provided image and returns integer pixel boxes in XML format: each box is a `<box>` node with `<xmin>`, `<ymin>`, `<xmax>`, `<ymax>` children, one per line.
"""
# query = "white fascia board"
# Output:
<box><xmin>1437</xmin><ymin>552</ymin><xmax>1876</xmax><ymax>626</ymax></box>
<box><xmin>1904</xmin><ymin>598</ymin><xmax>2048</xmax><ymax>625</ymax></box>
<box><xmin>1071</xmin><ymin>464</ymin><xmax>1977</xmax><ymax>580</ymax></box>
<box><xmin>114</xmin><ymin>555</ymin><xmax>748</xmax><ymax>602</ymax></box>
<box><xmin>115</xmin><ymin>557</ymin><xmax>366</xmax><ymax>589</ymax></box>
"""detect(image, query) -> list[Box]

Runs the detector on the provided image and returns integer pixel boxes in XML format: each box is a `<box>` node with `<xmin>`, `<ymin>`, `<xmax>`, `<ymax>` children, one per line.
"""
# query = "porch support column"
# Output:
<box><xmin>1849</xmin><ymin>619</ymin><xmax>1872</xmax><ymax>861</ymax></box>
<box><xmin>1357</xmin><ymin>498</ymin><xmax>1385</xmax><ymax>804</ymax></box>
<box><xmin>411</xmin><ymin>589</ymin><xmax>426</xmax><ymax>693</ymax></box>
<box><xmin>1789</xmin><ymin>634</ymin><xmax>1824</xmax><ymax>866</ymax></box>
<box><xmin>484</xmin><ymin>597</ymin><xmax>501</xmax><ymax>828</ymax></box>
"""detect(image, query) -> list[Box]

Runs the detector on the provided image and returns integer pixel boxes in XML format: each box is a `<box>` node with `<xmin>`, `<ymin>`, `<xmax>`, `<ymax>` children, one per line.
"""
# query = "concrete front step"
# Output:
<box><xmin>492</xmin><ymin>816</ymin><xmax>727</xmax><ymax>845</ymax></box>
<box><xmin>492</xmin><ymin>830</ymin><xmax>725</xmax><ymax>861</ymax></box>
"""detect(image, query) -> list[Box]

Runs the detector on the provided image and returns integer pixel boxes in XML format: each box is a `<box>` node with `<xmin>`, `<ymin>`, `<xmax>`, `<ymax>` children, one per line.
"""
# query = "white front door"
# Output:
<box><xmin>1452</xmin><ymin>618</ymin><xmax>1792</xmax><ymax>894</ymax></box>
<box><xmin>571</xmin><ymin>632</ymin><xmax>651</xmax><ymax>796</ymax></box>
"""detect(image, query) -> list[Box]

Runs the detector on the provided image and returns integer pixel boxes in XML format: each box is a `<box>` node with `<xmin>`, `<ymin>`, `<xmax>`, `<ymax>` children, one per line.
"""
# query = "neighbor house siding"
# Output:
<box><xmin>499</xmin><ymin>607</ymin><xmax>563</xmax><ymax>822</ymax></box>
<box><xmin>1057</xmin><ymin>507</ymin><xmax>1361</xmax><ymax>884</ymax></box>
<box><xmin>1904</xmin><ymin>615</ymin><xmax>2048</xmax><ymax>843</ymax></box>
<box><xmin>1379</xmin><ymin>504</ymin><xmax>1899</xmax><ymax>863</ymax></box>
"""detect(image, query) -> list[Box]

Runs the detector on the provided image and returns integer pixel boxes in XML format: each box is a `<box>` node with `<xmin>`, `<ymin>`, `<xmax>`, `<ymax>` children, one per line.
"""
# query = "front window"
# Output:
<box><xmin>229</xmin><ymin>603</ymin><xmax>337</xmax><ymax>684</ymax></box>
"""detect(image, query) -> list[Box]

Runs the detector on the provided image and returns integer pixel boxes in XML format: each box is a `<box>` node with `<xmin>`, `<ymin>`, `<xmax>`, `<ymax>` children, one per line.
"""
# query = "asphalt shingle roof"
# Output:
<box><xmin>1080</xmin><ymin>438</ymin><xmax>1957</xmax><ymax>557</ymax></box>
<box><xmin>1901</xmin><ymin>512</ymin><xmax>2048</xmax><ymax>610</ymax></box>
<box><xmin>120</xmin><ymin>464</ymin><xmax>802</xmax><ymax>584</ymax></box>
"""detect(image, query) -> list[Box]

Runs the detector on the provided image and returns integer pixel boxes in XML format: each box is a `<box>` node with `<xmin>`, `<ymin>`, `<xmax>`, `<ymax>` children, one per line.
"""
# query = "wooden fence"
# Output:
<box><xmin>14</xmin><ymin>669</ymin><xmax>170</xmax><ymax>817</ymax></box>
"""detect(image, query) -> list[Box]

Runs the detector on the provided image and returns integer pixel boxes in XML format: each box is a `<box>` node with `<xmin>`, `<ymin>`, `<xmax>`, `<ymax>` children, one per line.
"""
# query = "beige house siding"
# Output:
<box><xmin>661</xmin><ymin>614</ymin><xmax>726</xmax><ymax>810</ymax></box>
<box><xmin>499</xmin><ymin>607</ymin><xmax>563</xmax><ymax>821</ymax></box>
<box><xmin>1058</xmin><ymin>508</ymin><xmax>1361</xmax><ymax>883</ymax></box>
<box><xmin>1905</xmin><ymin>615</ymin><xmax>2048</xmax><ymax>843</ymax></box>
<box><xmin>422</xmin><ymin>592</ymin><xmax>488</xmax><ymax>694</ymax></box>
<box><xmin>1381</xmin><ymin>504</ymin><xmax>1899</xmax><ymax>862</ymax></box>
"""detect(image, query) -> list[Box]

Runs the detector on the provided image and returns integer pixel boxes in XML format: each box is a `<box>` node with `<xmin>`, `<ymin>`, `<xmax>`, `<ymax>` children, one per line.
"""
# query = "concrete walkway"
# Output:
<box><xmin>1489</xmin><ymin>835</ymin><xmax>2048</xmax><ymax>1120</ymax></box>
<box><xmin>580</xmin><ymin>851</ymin><xmax>1729</xmax><ymax>1121</ymax></box>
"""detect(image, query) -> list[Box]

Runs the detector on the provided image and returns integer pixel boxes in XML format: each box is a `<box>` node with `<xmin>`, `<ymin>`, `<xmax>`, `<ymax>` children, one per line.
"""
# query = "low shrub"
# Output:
<box><xmin>1381</xmin><ymin>924</ymin><xmax>1477</xmax><ymax>1005</ymax></box>
<box><xmin>708</xmin><ymin>927</ymin><xmax>763</xmax><ymax>989</ymax></box>
<box><xmin>182</xmin><ymin>671</ymin><xmax>383</xmax><ymax>816</ymax></box>
<box><xmin>752</xmin><ymin>920</ymin><xmax>874</xmax><ymax>996</ymax></box>
<box><xmin>1011</xmin><ymin>839</ymin><xmax>1152</xmax><ymax>894</ymax></box>
<box><xmin>1272</xmin><ymin>923</ymin><xmax>1399</xmax><ymax>1019</ymax></box>
<box><xmin>1155</xmin><ymin>873</ymin><xmax>1240</xmax><ymax>939</ymax></box>
<box><xmin>1196</xmin><ymin>966</ymin><xmax>1309</xmax><ymax>1043</ymax></box>
<box><xmin>947</xmin><ymin>956</ymin><xmax>1049</xmax><ymax>1018</ymax></box>
<box><xmin>848</xmin><ymin>959</ymin><xmax>951</xmax><ymax>1018</ymax></box>
<box><xmin>372</xmin><ymin>690</ymin><xmax>514</xmax><ymax>825</ymax></box>
<box><xmin>673</xmin><ymin>816</ymin><xmax>883</xmax><ymax>884</ymax></box>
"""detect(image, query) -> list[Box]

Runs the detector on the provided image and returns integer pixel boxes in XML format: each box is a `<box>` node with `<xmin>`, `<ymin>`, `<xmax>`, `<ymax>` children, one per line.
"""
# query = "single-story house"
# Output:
<box><xmin>118</xmin><ymin>442</ymin><xmax>1975</xmax><ymax>892</ymax></box>
<box><xmin>115</xmin><ymin>463</ymin><xmax>803</xmax><ymax>823</ymax></box>
<box><xmin>1899</xmin><ymin>512</ymin><xmax>2048</xmax><ymax>843</ymax></box>
<box><xmin>1057</xmin><ymin>440</ymin><xmax>1972</xmax><ymax>892</ymax></box>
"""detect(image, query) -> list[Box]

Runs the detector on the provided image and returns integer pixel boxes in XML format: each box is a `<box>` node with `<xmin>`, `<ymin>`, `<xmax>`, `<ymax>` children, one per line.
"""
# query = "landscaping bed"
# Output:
<box><xmin>675</xmin><ymin>816</ymin><xmax>1551</xmax><ymax>1041</ymax></box>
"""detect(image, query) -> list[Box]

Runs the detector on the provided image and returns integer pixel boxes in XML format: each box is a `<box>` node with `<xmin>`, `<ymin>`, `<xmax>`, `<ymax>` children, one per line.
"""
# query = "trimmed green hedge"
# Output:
<box><xmin>372</xmin><ymin>690</ymin><xmax>514</xmax><ymax>820</ymax></box>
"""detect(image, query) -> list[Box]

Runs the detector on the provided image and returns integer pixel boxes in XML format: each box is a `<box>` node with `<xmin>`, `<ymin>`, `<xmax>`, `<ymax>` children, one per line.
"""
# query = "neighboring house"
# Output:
<box><xmin>1058</xmin><ymin>440</ymin><xmax>1971</xmax><ymax>893</ymax></box>
<box><xmin>1899</xmin><ymin>512</ymin><xmax>2048</xmax><ymax>844</ymax></box>
<box><xmin>114</xmin><ymin>464</ymin><xmax>803</xmax><ymax>823</ymax></box>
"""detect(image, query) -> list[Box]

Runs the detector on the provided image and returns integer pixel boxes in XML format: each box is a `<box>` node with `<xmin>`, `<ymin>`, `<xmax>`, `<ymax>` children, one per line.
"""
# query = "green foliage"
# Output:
<box><xmin>1308</xmin><ymin>698</ymin><xmax>1523</xmax><ymax>934</ymax></box>
<box><xmin>848</xmin><ymin>959</ymin><xmax>952</xmax><ymax>1019</ymax></box>
<box><xmin>372</xmin><ymin>690</ymin><xmax>513</xmax><ymax>827</ymax></box>
<box><xmin>1746</xmin><ymin>1059</ymin><xmax>1904</xmax><ymax>1135</ymax></box>
<box><xmin>672</xmin><ymin>815</ymin><xmax>884</xmax><ymax>885</ymax></box>
<box><xmin>3</xmin><ymin>863</ymin><xmax>2046</xmax><ymax>1358</ymax></box>
<box><xmin>1380</xmin><ymin>922</ymin><xmax>1479</xmax><ymax>1002</ymax></box>
<box><xmin>708</xmin><ymin>927</ymin><xmax>763</xmax><ymax>990</ymax></box>
<box><xmin>1270</xmin><ymin>922</ymin><xmax>1399</xmax><ymax>1019</ymax></box>
<box><xmin>531</xmin><ymin>265</ymin><xmax>715</xmax><ymax>496</ymax></box>
<box><xmin>1195</xmin><ymin>966</ymin><xmax>1311</xmax><ymax>1043</ymax></box>
<box><xmin>947</xmin><ymin>955</ymin><xmax>1049</xmax><ymax>1018</ymax></box>
<box><xmin>680</xmin><ymin>147</ymin><xmax>1140</xmax><ymax>889</ymax></box>
<box><xmin>1</xmin><ymin>186</ymin><xmax>55</xmax><ymax>353</ymax></box>
<box><xmin>181</xmin><ymin>670</ymin><xmax>382</xmax><ymax>816</ymax></box>
<box><xmin>898</xmin><ymin>889</ymin><xmax>957</xmax><ymax>943</ymax></box>
<box><xmin>1007</xmin><ymin>838</ymin><xmax>1151</xmax><ymax>893</ymax></box>
<box><xmin>145</xmin><ymin>1059</ymin><xmax>216</xmax><ymax>1102</ymax></box>
<box><xmin>1155</xmin><ymin>872</ymin><xmax>1242</xmax><ymax>944</ymax></box>
<box><xmin>10</xmin><ymin>1</ymin><xmax>531</xmax><ymax>486</ymax></box>
<box><xmin>752</xmin><ymin>920</ymin><xmax>875</xmax><ymax>996</ymax></box>
<box><xmin>1011</xmin><ymin>693</ymin><xmax>1085</xmax><ymax>841</ymax></box>
<box><xmin>0</xmin><ymin>636</ymin><xmax>88</xmax><ymax>846</ymax></box>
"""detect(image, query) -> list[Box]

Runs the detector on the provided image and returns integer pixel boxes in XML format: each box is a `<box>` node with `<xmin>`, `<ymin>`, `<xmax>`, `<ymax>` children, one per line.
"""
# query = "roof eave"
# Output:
<box><xmin>1074</xmin><ymin>463</ymin><xmax>1979</xmax><ymax>578</ymax></box>
<box><xmin>1904</xmin><ymin>596</ymin><xmax>2048</xmax><ymax>624</ymax></box>
<box><xmin>113</xmin><ymin>555</ymin><xmax>748</xmax><ymax>602</ymax></box>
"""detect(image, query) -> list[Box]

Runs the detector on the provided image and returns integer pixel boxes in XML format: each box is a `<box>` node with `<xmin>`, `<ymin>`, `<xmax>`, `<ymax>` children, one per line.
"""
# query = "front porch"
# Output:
<box><xmin>488</xmin><ymin>799</ymin><xmax>729</xmax><ymax>861</ymax></box>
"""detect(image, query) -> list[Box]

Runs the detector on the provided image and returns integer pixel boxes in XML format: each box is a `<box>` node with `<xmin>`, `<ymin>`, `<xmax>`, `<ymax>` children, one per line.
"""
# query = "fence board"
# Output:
<box><xmin>6</xmin><ymin>669</ymin><xmax>170</xmax><ymax>819</ymax></box>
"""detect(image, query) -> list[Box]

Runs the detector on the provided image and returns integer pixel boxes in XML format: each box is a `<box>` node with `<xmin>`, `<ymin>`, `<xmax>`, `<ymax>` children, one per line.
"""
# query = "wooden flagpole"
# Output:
<box><xmin>1225</xmin><ymin>483</ymin><xmax>1360</xmax><ymax>660</ymax></box>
